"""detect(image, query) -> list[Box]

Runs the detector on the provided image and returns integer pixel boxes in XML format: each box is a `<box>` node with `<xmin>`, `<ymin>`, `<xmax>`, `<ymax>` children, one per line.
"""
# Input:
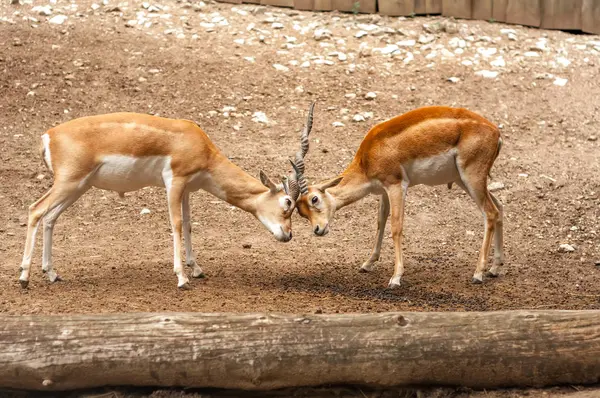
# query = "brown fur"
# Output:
<box><xmin>20</xmin><ymin>113</ymin><xmax>294</xmax><ymax>290</ymax></box>
<box><xmin>296</xmin><ymin>106</ymin><xmax>504</xmax><ymax>287</ymax></box>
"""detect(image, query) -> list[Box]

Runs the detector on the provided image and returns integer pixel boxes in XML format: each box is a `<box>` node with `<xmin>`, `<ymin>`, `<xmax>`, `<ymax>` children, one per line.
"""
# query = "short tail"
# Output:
<box><xmin>39</xmin><ymin>139</ymin><xmax>49</xmax><ymax>170</ymax></box>
<box><xmin>488</xmin><ymin>136</ymin><xmax>503</xmax><ymax>179</ymax></box>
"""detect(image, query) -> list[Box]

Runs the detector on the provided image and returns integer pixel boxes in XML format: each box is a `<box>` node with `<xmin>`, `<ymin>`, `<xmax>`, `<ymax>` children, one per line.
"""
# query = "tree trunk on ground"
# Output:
<box><xmin>0</xmin><ymin>311</ymin><xmax>599</xmax><ymax>391</ymax></box>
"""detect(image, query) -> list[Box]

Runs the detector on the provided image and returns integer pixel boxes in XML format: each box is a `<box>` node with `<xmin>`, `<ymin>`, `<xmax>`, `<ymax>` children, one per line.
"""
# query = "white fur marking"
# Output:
<box><xmin>404</xmin><ymin>149</ymin><xmax>459</xmax><ymax>187</ymax></box>
<box><xmin>91</xmin><ymin>155</ymin><xmax>172</xmax><ymax>193</ymax></box>
<box><xmin>258</xmin><ymin>214</ymin><xmax>285</xmax><ymax>241</ymax></box>
<box><xmin>42</xmin><ymin>134</ymin><xmax>53</xmax><ymax>172</ymax></box>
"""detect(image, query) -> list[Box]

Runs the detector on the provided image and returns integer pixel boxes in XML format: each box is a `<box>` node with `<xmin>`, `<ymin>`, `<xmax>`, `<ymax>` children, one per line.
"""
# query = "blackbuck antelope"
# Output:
<box><xmin>290</xmin><ymin>106</ymin><xmax>504</xmax><ymax>288</ymax></box>
<box><xmin>19</xmin><ymin>109</ymin><xmax>313</xmax><ymax>289</ymax></box>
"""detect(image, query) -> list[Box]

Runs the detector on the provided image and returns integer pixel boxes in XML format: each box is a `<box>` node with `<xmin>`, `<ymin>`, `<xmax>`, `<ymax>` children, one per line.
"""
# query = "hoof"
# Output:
<box><xmin>19</xmin><ymin>279</ymin><xmax>29</xmax><ymax>289</ymax></box>
<box><xmin>471</xmin><ymin>277</ymin><xmax>484</xmax><ymax>284</ymax></box>
<box><xmin>485</xmin><ymin>270</ymin><xmax>499</xmax><ymax>278</ymax></box>
<box><xmin>192</xmin><ymin>272</ymin><xmax>205</xmax><ymax>279</ymax></box>
<box><xmin>358</xmin><ymin>267</ymin><xmax>370</xmax><ymax>273</ymax></box>
<box><xmin>387</xmin><ymin>277</ymin><xmax>401</xmax><ymax>289</ymax></box>
<box><xmin>48</xmin><ymin>273</ymin><xmax>62</xmax><ymax>283</ymax></box>
<box><xmin>178</xmin><ymin>282</ymin><xmax>191</xmax><ymax>290</ymax></box>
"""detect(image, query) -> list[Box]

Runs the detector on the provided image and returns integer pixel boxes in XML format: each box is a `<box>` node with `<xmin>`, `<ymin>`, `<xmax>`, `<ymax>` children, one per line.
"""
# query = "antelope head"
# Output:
<box><xmin>287</xmin><ymin>102</ymin><xmax>343</xmax><ymax>236</ymax></box>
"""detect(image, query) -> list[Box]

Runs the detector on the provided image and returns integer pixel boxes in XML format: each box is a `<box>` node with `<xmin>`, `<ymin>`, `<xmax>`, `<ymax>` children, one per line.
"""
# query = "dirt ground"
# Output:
<box><xmin>0</xmin><ymin>0</ymin><xmax>599</xmax><ymax>395</ymax></box>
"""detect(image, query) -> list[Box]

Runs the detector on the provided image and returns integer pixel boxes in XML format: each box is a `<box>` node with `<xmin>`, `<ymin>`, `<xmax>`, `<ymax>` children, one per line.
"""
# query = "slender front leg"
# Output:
<box><xmin>385</xmin><ymin>183</ymin><xmax>408</xmax><ymax>289</ymax></box>
<box><xmin>166</xmin><ymin>178</ymin><xmax>189</xmax><ymax>289</ymax></box>
<box><xmin>182</xmin><ymin>192</ymin><xmax>204</xmax><ymax>278</ymax></box>
<box><xmin>360</xmin><ymin>193</ymin><xmax>390</xmax><ymax>272</ymax></box>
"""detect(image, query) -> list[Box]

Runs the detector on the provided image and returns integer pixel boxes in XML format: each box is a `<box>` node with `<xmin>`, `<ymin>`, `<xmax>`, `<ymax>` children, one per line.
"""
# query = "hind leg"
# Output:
<box><xmin>20</xmin><ymin>180</ymin><xmax>88</xmax><ymax>287</ymax></box>
<box><xmin>486</xmin><ymin>193</ymin><xmax>504</xmax><ymax>277</ymax></box>
<box><xmin>455</xmin><ymin>176</ymin><xmax>499</xmax><ymax>284</ymax></box>
<box><xmin>41</xmin><ymin>183</ymin><xmax>89</xmax><ymax>283</ymax></box>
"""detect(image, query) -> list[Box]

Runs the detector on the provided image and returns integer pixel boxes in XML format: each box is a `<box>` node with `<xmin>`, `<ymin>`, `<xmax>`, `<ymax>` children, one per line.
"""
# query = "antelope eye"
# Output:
<box><xmin>285</xmin><ymin>198</ymin><xmax>292</xmax><ymax>208</ymax></box>
<box><xmin>311</xmin><ymin>196</ymin><xmax>319</xmax><ymax>205</ymax></box>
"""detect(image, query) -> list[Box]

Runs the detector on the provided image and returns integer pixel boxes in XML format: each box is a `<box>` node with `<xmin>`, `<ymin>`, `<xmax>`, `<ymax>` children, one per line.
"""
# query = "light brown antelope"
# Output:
<box><xmin>290</xmin><ymin>106</ymin><xmax>504</xmax><ymax>288</ymax></box>
<box><xmin>19</xmin><ymin>109</ymin><xmax>314</xmax><ymax>289</ymax></box>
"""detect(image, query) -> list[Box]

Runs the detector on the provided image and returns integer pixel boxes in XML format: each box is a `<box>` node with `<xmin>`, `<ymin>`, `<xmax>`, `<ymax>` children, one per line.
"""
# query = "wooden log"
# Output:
<box><xmin>505</xmin><ymin>0</ymin><xmax>542</xmax><ymax>27</ymax></box>
<box><xmin>472</xmin><ymin>0</ymin><xmax>493</xmax><ymax>20</ymax></box>
<box><xmin>582</xmin><ymin>0</ymin><xmax>600</xmax><ymax>34</ymax></box>
<box><xmin>540</xmin><ymin>0</ymin><xmax>582</xmax><ymax>30</ymax></box>
<box><xmin>1</xmin><ymin>311</ymin><xmax>600</xmax><ymax>391</ymax></box>
<box><xmin>492</xmin><ymin>0</ymin><xmax>508</xmax><ymax>22</ymax></box>
<box><xmin>332</xmin><ymin>0</ymin><xmax>376</xmax><ymax>13</ymax></box>
<box><xmin>442</xmin><ymin>0</ymin><xmax>472</xmax><ymax>19</ymax></box>
<box><xmin>426</xmin><ymin>0</ymin><xmax>443</xmax><ymax>13</ymax></box>
<box><xmin>379</xmin><ymin>0</ymin><xmax>414</xmax><ymax>15</ymax></box>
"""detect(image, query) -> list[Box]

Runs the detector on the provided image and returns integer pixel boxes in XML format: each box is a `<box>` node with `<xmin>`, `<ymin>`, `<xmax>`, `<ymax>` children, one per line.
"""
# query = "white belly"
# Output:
<box><xmin>91</xmin><ymin>155</ymin><xmax>170</xmax><ymax>192</ymax></box>
<box><xmin>404</xmin><ymin>149</ymin><xmax>459</xmax><ymax>187</ymax></box>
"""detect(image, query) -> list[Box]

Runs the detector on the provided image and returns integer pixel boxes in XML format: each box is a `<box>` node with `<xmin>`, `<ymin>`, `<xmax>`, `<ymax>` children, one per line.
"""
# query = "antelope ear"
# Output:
<box><xmin>259</xmin><ymin>170</ymin><xmax>279</xmax><ymax>193</ymax></box>
<box><xmin>315</xmin><ymin>176</ymin><xmax>343</xmax><ymax>192</ymax></box>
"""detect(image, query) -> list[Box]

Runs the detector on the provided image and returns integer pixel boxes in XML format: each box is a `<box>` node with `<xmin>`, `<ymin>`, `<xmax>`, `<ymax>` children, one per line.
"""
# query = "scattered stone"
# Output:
<box><xmin>332</xmin><ymin>121</ymin><xmax>345</xmax><ymax>127</ymax></box>
<box><xmin>364</xmin><ymin>92</ymin><xmax>377</xmax><ymax>100</ymax></box>
<box><xmin>447</xmin><ymin>77</ymin><xmax>460</xmax><ymax>83</ymax></box>
<box><xmin>524</xmin><ymin>51</ymin><xmax>540</xmax><ymax>57</ymax></box>
<box><xmin>477</xmin><ymin>47</ymin><xmax>497</xmax><ymax>57</ymax></box>
<box><xmin>418</xmin><ymin>34</ymin><xmax>435</xmax><ymax>44</ymax></box>
<box><xmin>314</xmin><ymin>29</ymin><xmax>332</xmax><ymax>41</ymax></box>
<box><xmin>558</xmin><ymin>244</ymin><xmax>575</xmax><ymax>253</ymax></box>
<box><xmin>140</xmin><ymin>208</ymin><xmax>151</xmax><ymax>215</ymax></box>
<box><xmin>252</xmin><ymin>112</ymin><xmax>269</xmax><ymax>124</ymax></box>
<box><xmin>48</xmin><ymin>15</ymin><xmax>67</xmax><ymax>25</ymax></box>
<box><xmin>244</xmin><ymin>56</ymin><xmax>255</xmax><ymax>63</ymax></box>
<box><xmin>556</xmin><ymin>57</ymin><xmax>571</xmax><ymax>67</ymax></box>
<box><xmin>488</xmin><ymin>181</ymin><xmax>505</xmax><ymax>191</ymax></box>
<box><xmin>242</xmin><ymin>243</ymin><xmax>252</xmax><ymax>249</ymax></box>
<box><xmin>32</xmin><ymin>5</ymin><xmax>52</xmax><ymax>16</ymax></box>
<box><xmin>396</xmin><ymin>39</ymin><xmax>416</xmax><ymax>47</ymax></box>
<box><xmin>300</xmin><ymin>61</ymin><xmax>310</xmax><ymax>68</ymax></box>
<box><xmin>294</xmin><ymin>85</ymin><xmax>304</xmax><ymax>94</ymax></box>
<box><xmin>345</xmin><ymin>93</ymin><xmax>356</xmax><ymax>99</ymax></box>
<box><xmin>553</xmin><ymin>77</ymin><xmax>568</xmax><ymax>87</ymax></box>
<box><xmin>353</xmin><ymin>114</ymin><xmax>365</xmax><ymax>122</ymax></box>
<box><xmin>587</xmin><ymin>135</ymin><xmax>597</xmax><ymax>141</ymax></box>
<box><xmin>373</xmin><ymin>44</ymin><xmax>399</xmax><ymax>55</ymax></box>
<box><xmin>475</xmin><ymin>70</ymin><xmax>499</xmax><ymax>79</ymax></box>
<box><xmin>422</xmin><ymin>22</ymin><xmax>441</xmax><ymax>34</ymax></box>
<box><xmin>272</xmin><ymin>22</ymin><xmax>284</xmax><ymax>29</ymax></box>
<box><xmin>518</xmin><ymin>173</ymin><xmax>529</xmax><ymax>177</ymax></box>
<box><xmin>355</xmin><ymin>30</ymin><xmax>368</xmax><ymax>39</ymax></box>
<box><xmin>490</xmin><ymin>57</ymin><xmax>506</xmax><ymax>68</ymax></box>
<box><xmin>315</xmin><ymin>308</ymin><xmax>323</xmax><ymax>314</ymax></box>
